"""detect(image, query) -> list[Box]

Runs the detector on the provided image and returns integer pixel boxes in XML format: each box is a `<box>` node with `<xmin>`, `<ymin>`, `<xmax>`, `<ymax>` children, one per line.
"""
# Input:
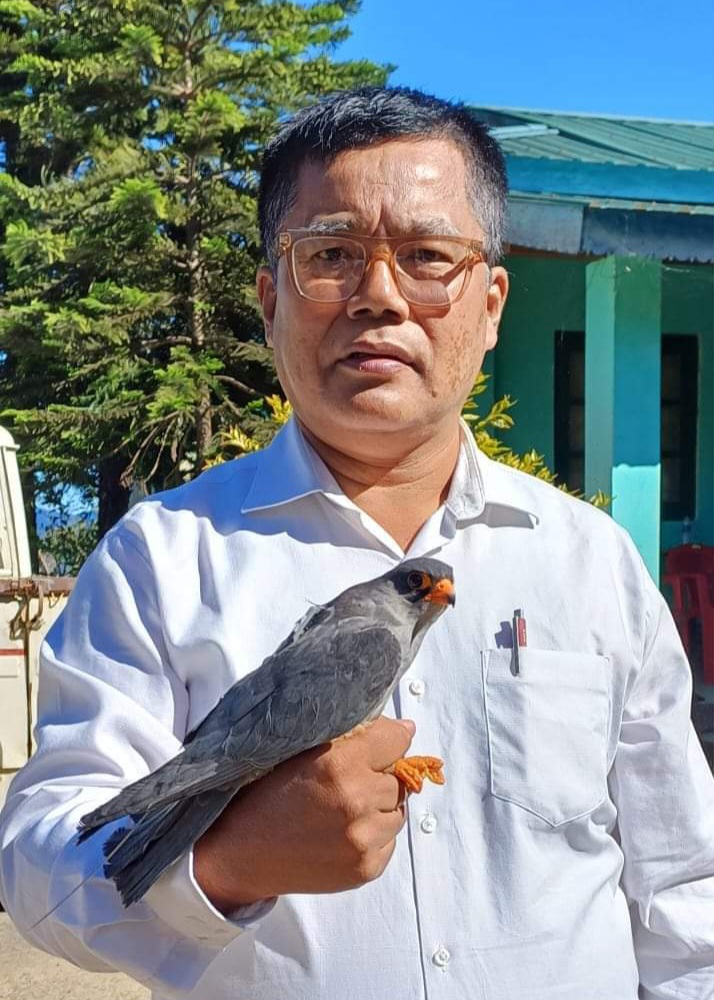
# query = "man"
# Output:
<box><xmin>1</xmin><ymin>87</ymin><xmax>712</xmax><ymax>1000</ymax></box>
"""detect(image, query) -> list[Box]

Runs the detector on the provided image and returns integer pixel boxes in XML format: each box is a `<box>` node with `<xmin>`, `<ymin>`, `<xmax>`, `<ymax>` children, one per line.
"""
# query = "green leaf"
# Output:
<box><xmin>108</xmin><ymin>177</ymin><xmax>168</xmax><ymax>219</ymax></box>
<box><xmin>2</xmin><ymin>219</ymin><xmax>69</xmax><ymax>270</ymax></box>
<box><xmin>119</xmin><ymin>23</ymin><xmax>164</xmax><ymax>66</ymax></box>
<box><xmin>0</xmin><ymin>1</ymin><xmax>42</xmax><ymax>22</ymax></box>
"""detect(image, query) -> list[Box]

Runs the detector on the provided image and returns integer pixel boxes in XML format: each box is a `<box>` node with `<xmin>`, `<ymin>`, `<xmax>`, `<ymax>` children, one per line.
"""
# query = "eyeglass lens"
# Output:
<box><xmin>291</xmin><ymin>236</ymin><xmax>471</xmax><ymax>305</ymax></box>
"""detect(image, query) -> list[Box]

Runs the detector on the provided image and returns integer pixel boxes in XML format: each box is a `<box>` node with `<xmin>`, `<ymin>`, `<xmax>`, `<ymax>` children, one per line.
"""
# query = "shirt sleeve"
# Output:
<box><xmin>0</xmin><ymin>525</ymin><xmax>274</xmax><ymax>998</ymax></box>
<box><xmin>609</xmin><ymin>556</ymin><xmax>714</xmax><ymax>999</ymax></box>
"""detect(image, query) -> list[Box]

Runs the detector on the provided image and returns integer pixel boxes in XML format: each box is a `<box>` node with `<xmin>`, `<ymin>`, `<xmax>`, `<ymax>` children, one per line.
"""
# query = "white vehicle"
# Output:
<box><xmin>0</xmin><ymin>427</ymin><xmax>74</xmax><ymax>809</ymax></box>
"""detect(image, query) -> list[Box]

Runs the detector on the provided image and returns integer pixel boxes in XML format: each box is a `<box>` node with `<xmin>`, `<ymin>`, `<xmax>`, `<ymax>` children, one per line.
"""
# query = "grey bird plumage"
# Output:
<box><xmin>77</xmin><ymin>557</ymin><xmax>455</xmax><ymax>907</ymax></box>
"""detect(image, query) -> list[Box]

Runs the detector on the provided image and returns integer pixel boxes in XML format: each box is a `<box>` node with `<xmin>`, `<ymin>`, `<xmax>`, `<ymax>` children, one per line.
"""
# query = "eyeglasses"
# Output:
<box><xmin>278</xmin><ymin>230</ymin><xmax>485</xmax><ymax>307</ymax></box>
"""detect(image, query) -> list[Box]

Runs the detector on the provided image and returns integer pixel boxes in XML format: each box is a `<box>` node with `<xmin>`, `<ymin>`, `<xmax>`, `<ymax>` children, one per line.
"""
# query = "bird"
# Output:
<box><xmin>76</xmin><ymin>557</ymin><xmax>455</xmax><ymax>908</ymax></box>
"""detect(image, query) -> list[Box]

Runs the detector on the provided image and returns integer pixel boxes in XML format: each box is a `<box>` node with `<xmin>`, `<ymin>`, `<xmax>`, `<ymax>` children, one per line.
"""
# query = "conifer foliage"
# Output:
<box><xmin>0</xmin><ymin>1</ymin><xmax>386</xmax><ymax>534</ymax></box>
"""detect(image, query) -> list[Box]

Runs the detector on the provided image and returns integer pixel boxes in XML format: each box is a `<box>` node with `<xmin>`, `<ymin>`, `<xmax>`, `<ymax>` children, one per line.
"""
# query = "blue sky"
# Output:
<box><xmin>337</xmin><ymin>0</ymin><xmax>714</xmax><ymax>122</ymax></box>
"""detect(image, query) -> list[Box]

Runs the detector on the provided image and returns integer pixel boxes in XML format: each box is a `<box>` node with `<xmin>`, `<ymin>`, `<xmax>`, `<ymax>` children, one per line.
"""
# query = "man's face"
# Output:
<box><xmin>257</xmin><ymin>137</ymin><xmax>508</xmax><ymax>450</ymax></box>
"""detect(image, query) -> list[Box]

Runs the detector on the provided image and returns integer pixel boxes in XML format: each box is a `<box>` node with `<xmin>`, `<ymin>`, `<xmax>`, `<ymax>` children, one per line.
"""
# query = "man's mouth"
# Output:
<box><xmin>339</xmin><ymin>343</ymin><xmax>415</xmax><ymax>374</ymax></box>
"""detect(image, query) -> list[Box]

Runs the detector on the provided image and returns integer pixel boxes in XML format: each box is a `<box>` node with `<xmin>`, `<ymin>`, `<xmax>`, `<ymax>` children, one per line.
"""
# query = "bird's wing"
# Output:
<box><xmin>79</xmin><ymin>621</ymin><xmax>402</xmax><ymax>831</ymax></box>
<box><xmin>182</xmin><ymin>603</ymin><xmax>336</xmax><ymax>746</ymax></box>
<box><xmin>173</xmin><ymin>620</ymin><xmax>403</xmax><ymax>789</ymax></box>
<box><xmin>248</xmin><ymin>619</ymin><xmax>404</xmax><ymax>749</ymax></box>
<box><xmin>272</xmin><ymin>602</ymin><xmax>336</xmax><ymax>654</ymax></box>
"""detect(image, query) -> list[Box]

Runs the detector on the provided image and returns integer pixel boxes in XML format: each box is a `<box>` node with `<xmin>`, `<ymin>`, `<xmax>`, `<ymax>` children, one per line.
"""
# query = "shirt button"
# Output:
<box><xmin>432</xmin><ymin>947</ymin><xmax>451</xmax><ymax>967</ymax></box>
<box><xmin>420</xmin><ymin>814</ymin><xmax>437</xmax><ymax>834</ymax></box>
<box><xmin>408</xmin><ymin>679</ymin><xmax>425</xmax><ymax>697</ymax></box>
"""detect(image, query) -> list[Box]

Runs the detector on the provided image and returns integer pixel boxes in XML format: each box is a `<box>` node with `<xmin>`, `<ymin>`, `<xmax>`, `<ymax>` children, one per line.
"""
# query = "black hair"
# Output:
<box><xmin>258</xmin><ymin>86</ymin><xmax>508</xmax><ymax>269</ymax></box>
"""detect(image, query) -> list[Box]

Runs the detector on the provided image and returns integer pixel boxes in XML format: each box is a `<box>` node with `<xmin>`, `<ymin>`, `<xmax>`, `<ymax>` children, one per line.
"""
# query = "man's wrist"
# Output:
<box><xmin>193</xmin><ymin>829</ymin><xmax>274</xmax><ymax>914</ymax></box>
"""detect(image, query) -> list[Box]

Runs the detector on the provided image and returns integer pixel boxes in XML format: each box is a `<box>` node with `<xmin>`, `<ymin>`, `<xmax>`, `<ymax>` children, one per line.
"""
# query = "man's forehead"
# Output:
<box><xmin>286</xmin><ymin>138</ymin><xmax>475</xmax><ymax>234</ymax></box>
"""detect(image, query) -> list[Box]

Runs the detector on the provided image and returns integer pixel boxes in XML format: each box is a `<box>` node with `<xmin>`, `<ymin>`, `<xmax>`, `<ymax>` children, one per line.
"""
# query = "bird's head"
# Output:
<box><xmin>384</xmin><ymin>557</ymin><xmax>455</xmax><ymax>620</ymax></box>
<box><xmin>382</xmin><ymin>558</ymin><xmax>455</xmax><ymax>650</ymax></box>
<box><xmin>332</xmin><ymin>558</ymin><xmax>454</xmax><ymax>658</ymax></box>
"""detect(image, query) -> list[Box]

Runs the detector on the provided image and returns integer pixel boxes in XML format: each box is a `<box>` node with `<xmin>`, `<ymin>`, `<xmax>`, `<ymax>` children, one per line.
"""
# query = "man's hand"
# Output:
<box><xmin>193</xmin><ymin>716</ymin><xmax>414</xmax><ymax>913</ymax></box>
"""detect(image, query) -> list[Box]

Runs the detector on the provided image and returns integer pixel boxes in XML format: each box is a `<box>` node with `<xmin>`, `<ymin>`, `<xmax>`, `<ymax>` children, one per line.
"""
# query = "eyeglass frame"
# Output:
<box><xmin>277</xmin><ymin>229</ymin><xmax>487</xmax><ymax>306</ymax></box>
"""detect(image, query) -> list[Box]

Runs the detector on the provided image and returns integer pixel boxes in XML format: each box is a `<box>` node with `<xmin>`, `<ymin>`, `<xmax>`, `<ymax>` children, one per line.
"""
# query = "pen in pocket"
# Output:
<box><xmin>512</xmin><ymin>608</ymin><xmax>527</xmax><ymax>675</ymax></box>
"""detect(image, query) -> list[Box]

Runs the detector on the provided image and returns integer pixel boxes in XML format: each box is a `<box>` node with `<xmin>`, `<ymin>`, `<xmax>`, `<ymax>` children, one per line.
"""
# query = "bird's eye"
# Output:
<box><xmin>407</xmin><ymin>571</ymin><xmax>427</xmax><ymax>590</ymax></box>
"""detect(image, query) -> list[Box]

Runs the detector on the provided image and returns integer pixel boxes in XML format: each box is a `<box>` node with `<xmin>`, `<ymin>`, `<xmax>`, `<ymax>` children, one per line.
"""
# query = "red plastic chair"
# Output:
<box><xmin>663</xmin><ymin>544</ymin><xmax>714</xmax><ymax>684</ymax></box>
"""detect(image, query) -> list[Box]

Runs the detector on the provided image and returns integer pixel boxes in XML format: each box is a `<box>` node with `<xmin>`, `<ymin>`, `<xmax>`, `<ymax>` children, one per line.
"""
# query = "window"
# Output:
<box><xmin>661</xmin><ymin>335</ymin><xmax>698</xmax><ymax>521</ymax></box>
<box><xmin>554</xmin><ymin>331</ymin><xmax>585</xmax><ymax>493</ymax></box>
<box><xmin>553</xmin><ymin>332</ymin><xmax>698</xmax><ymax>518</ymax></box>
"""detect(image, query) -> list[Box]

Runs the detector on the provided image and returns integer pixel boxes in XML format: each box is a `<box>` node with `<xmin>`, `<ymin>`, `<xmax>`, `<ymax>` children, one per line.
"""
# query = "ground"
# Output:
<box><xmin>0</xmin><ymin>913</ymin><xmax>149</xmax><ymax>1000</ymax></box>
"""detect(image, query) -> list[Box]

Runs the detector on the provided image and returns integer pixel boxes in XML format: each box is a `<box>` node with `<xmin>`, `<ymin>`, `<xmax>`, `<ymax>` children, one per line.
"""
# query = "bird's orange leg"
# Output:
<box><xmin>390</xmin><ymin>756</ymin><xmax>445</xmax><ymax>794</ymax></box>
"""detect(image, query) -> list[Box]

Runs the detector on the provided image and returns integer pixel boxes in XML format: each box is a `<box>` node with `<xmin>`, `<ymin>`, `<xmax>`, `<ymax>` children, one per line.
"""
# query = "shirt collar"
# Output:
<box><xmin>241</xmin><ymin>415</ymin><xmax>538</xmax><ymax>525</ymax></box>
<box><xmin>241</xmin><ymin>416</ymin><xmax>338</xmax><ymax>513</ymax></box>
<box><xmin>455</xmin><ymin>420</ymin><xmax>540</xmax><ymax>525</ymax></box>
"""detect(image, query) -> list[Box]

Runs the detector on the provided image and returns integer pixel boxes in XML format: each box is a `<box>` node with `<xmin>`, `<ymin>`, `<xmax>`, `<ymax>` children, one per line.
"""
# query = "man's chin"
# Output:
<box><xmin>319</xmin><ymin>395</ymin><xmax>433</xmax><ymax>437</ymax></box>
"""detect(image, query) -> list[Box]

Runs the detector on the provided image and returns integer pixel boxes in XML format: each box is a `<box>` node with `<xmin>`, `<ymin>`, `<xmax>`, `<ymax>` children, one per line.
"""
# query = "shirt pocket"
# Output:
<box><xmin>482</xmin><ymin>648</ymin><xmax>611</xmax><ymax>827</ymax></box>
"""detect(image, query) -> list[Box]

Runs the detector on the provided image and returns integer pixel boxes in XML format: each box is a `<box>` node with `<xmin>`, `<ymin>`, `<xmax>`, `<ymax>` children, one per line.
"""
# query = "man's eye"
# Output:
<box><xmin>315</xmin><ymin>247</ymin><xmax>350</xmax><ymax>263</ymax></box>
<box><xmin>400</xmin><ymin>245</ymin><xmax>455</xmax><ymax>268</ymax></box>
<box><xmin>410</xmin><ymin>247</ymin><xmax>444</xmax><ymax>263</ymax></box>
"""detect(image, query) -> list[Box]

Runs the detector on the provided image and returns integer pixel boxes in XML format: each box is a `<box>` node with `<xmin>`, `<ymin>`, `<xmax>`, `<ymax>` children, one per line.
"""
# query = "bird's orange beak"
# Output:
<box><xmin>424</xmin><ymin>577</ymin><xmax>456</xmax><ymax>607</ymax></box>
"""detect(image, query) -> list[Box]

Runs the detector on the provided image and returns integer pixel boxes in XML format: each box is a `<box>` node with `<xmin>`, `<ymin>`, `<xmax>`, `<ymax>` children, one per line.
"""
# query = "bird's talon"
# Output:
<box><xmin>391</xmin><ymin>755</ymin><xmax>445</xmax><ymax>794</ymax></box>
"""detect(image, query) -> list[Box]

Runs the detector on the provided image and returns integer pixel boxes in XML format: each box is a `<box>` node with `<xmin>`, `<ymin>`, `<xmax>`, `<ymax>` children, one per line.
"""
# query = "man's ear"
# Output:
<box><xmin>257</xmin><ymin>266</ymin><xmax>277</xmax><ymax>347</ymax></box>
<box><xmin>484</xmin><ymin>265</ymin><xmax>509</xmax><ymax>351</ymax></box>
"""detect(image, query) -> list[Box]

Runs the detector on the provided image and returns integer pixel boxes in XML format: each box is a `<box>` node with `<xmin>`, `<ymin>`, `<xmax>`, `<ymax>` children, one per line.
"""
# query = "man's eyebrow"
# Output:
<box><xmin>302</xmin><ymin>219</ymin><xmax>357</xmax><ymax>234</ymax></box>
<box><xmin>403</xmin><ymin>216</ymin><xmax>462</xmax><ymax>236</ymax></box>
<box><xmin>301</xmin><ymin>216</ymin><xmax>462</xmax><ymax>236</ymax></box>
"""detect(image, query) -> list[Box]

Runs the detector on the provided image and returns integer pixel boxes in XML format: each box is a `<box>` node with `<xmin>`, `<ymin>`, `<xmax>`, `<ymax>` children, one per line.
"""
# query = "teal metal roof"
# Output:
<box><xmin>473</xmin><ymin>106</ymin><xmax>714</xmax><ymax>261</ymax></box>
<box><xmin>510</xmin><ymin>190</ymin><xmax>714</xmax><ymax>215</ymax></box>
<box><xmin>473</xmin><ymin>106</ymin><xmax>714</xmax><ymax>172</ymax></box>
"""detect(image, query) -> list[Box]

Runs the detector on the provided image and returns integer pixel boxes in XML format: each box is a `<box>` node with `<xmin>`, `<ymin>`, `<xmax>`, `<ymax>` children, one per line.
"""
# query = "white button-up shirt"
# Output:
<box><xmin>1</xmin><ymin>417</ymin><xmax>713</xmax><ymax>1000</ymax></box>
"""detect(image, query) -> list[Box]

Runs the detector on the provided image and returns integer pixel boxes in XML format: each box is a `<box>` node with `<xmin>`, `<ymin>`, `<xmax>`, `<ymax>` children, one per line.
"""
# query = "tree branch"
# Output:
<box><xmin>215</xmin><ymin>374</ymin><xmax>260</xmax><ymax>398</ymax></box>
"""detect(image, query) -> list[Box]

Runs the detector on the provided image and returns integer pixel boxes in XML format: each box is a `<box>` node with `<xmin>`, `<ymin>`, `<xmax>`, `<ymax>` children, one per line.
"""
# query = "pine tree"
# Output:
<box><xmin>0</xmin><ymin>0</ymin><xmax>387</xmax><ymax>535</ymax></box>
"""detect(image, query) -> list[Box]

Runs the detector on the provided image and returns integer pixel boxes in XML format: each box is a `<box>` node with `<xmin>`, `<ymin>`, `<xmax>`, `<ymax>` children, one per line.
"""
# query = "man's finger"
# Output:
<box><xmin>374</xmin><ymin>820</ymin><xmax>405</xmax><ymax>861</ymax></box>
<box><xmin>384</xmin><ymin>797</ymin><xmax>408</xmax><ymax>838</ymax></box>
<box><xmin>371</xmin><ymin>772</ymin><xmax>404</xmax><ymax>812</ymax></box>
<box><xmin>352</xmin><ymin>805</ymin><xmax>407</xmax><ymax>858</ymax></box>
<box><xmin>358</xmin><ymin>716</ymin><xmax>416</xmax><ymax>771</ymax></box>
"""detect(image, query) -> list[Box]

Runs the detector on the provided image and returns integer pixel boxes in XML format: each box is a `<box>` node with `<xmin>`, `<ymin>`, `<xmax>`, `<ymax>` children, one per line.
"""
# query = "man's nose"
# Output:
<box><xmin>345</xmin><ymin>253</ymin><xmax>410</xmax><ymax>321</ymax></box>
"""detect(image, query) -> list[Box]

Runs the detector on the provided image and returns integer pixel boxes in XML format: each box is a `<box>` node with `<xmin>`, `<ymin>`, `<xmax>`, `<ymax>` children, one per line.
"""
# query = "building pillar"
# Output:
<box><xmin>585</xmin><ymin>256</ymin><xmax>662</xmax><ymax>582</ymax></box>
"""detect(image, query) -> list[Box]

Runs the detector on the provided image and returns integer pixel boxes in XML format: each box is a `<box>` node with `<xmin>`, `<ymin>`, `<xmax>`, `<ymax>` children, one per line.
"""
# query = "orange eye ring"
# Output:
<box><xmin>407</xmin><ymin>571</ymin><xmax>428</xmax><ymax>590</ymax></box>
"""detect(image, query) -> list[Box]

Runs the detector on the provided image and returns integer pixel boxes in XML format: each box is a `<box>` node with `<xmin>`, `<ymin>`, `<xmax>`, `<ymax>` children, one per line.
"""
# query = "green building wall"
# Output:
<box><xmin>488</xmin><ymin>254</ymin><xmax>713</xmax><ymax>557</ymax></box>
<box><xmin>492</xmin><ymin>255</ymin><xmax>585</xmax><ymax>470</ymax></box>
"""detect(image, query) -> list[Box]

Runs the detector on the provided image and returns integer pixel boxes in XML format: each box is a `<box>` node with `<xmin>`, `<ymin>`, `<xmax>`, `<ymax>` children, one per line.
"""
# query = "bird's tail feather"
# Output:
<box><xmin>102</xmin><ymin>800</ymin><xmax>180</xmax><ymax>871</ymax></box>
<box><xmin>105</xmin><ymin>788</ymin><xmax>235</xmax><ymax>907</ymax></box>
<box><xmin>76</xmin><ymin>754</ymin><xmax>189</xmax><ymax>842</ymax></box>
